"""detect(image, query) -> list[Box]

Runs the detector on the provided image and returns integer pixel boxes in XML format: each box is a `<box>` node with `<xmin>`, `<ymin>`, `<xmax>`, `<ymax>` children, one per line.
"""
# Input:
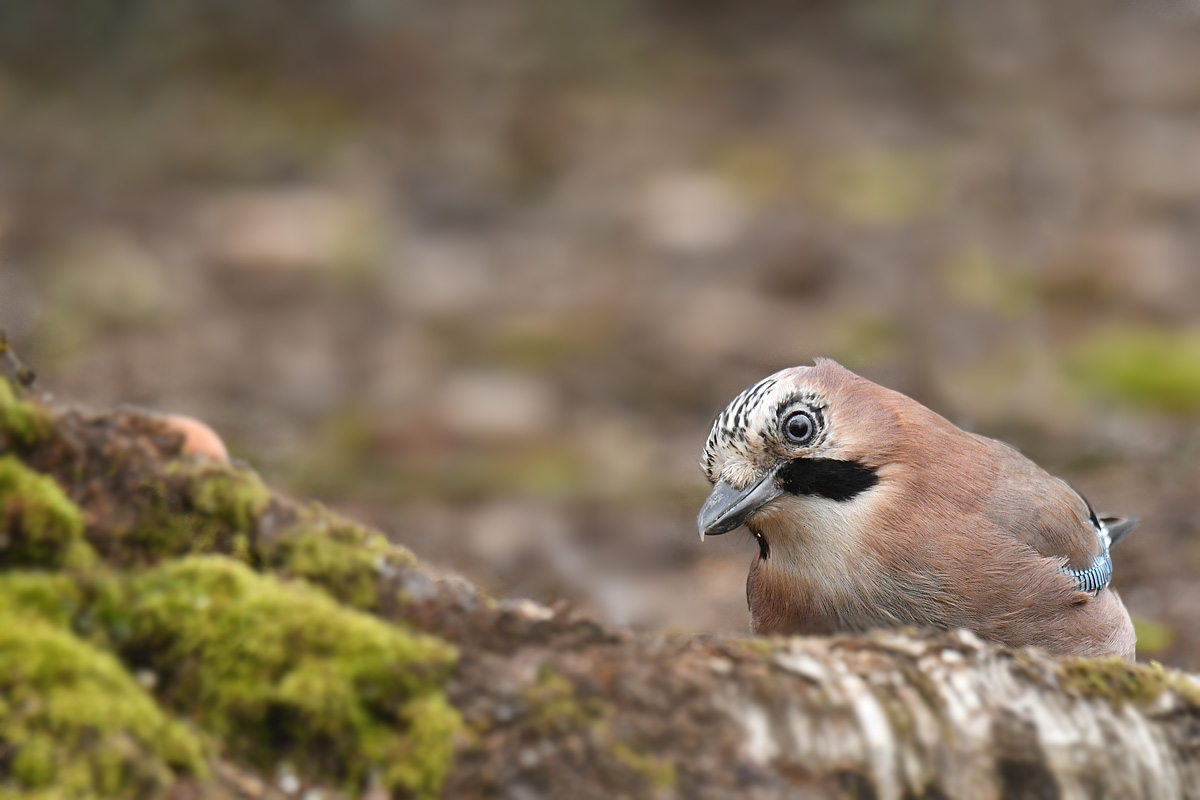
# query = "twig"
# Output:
<box><xmin>0</xmin><ymin>328</ymin><xmax>36</xmax><ymax>387</ymax></box>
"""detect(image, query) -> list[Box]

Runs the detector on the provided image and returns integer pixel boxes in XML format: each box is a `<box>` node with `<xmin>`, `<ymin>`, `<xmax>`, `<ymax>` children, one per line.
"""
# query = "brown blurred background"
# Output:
<box><xmin>2</xmin><ymin>0</ymin><xmax>1199</xmax><ymax>665</ymax></box>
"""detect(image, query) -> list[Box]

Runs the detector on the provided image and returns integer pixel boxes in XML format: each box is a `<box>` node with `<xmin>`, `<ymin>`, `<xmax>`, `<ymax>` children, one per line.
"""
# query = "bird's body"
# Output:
<box><xmin>698</xmin><ymin>359</ymin><xmax>1136</xmax><ymax>660</ymax></box>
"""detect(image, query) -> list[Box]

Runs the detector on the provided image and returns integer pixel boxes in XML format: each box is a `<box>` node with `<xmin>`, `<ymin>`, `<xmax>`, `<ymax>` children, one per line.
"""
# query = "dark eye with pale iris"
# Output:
<box><xmin>784</xmin><ymin>410</ymin><xmax>815</xmax><ymax>444</ymax></box>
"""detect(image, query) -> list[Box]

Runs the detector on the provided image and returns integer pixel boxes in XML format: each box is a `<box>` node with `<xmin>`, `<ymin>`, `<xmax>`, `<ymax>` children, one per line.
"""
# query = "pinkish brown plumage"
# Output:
<box><xmin>698</xmin><ymin>359</ymin><xmax>1137</xmax><ymax>660</ymax></box>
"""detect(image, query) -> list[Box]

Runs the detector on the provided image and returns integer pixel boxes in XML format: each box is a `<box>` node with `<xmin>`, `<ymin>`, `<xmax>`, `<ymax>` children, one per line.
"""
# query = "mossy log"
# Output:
<box><xmin>1</xmin><ymin>349</ymin><xmax>1199</xmax><ymax>799</ymax></box>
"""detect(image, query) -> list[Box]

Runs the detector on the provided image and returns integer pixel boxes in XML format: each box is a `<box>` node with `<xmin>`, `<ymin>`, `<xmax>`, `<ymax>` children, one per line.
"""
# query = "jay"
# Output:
<box><xmin>697</xmin><ymin>359</ymin><xmax>1136</xmax><ymax>659</ymax></box>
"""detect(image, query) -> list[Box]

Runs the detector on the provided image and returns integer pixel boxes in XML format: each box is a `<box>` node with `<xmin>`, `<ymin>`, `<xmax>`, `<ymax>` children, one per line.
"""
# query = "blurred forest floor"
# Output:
<box><xmin>2</xmin><ymin>1</ymin><xmax>1199</xmax><ymax>664</ymax></box>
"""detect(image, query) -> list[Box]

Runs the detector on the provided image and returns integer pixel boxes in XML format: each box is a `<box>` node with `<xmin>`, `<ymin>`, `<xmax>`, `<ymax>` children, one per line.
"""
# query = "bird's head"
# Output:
<box><xmin>697</xmin><ymin>359</ymin><xmax>904</xmax><ymax>561</ymax></box>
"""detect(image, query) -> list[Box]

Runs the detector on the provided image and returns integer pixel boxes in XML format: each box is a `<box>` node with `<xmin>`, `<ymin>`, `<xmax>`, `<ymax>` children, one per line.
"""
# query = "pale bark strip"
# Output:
<box><xmin>697</xmin><ymin>630</ymin><xmax>1200</xmax><ymax>799</ymax></box>
<box><xmin>430</xmin><ymin>585</ymin><xmax>1200</xmax><ymax>799</ymax></box>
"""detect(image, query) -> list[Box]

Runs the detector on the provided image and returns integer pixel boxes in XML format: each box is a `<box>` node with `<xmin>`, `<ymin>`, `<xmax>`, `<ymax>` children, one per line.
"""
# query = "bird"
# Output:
<box><xmin>696</xmin><ymin>358</ymin><xmax>1137</xmax><ymax>660</ymax></box>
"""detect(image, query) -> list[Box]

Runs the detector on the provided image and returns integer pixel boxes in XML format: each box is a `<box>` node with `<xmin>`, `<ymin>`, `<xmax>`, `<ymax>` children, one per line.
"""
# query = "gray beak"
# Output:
<box><xmin>697</xmin><ymin>467</ymin><xmax>783</xmax><ymax>540</ymax></box>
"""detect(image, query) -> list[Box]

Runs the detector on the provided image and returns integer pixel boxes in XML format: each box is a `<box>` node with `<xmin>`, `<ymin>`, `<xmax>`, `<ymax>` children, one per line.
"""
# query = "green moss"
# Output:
<box><xmin>143</xmin><ymin>509</ymin><xmax>235</xmax><ymax>562</ymax></box>
<box><xmin>97</xmin><ymin>466</ymin><xmax>277</xmax><ymax>567</ymax></box>
<box><xmin>266</xmin><ymin>514</ymin><xmax>415</xmax><ymax>610</ymax></box>
<box><xmin>381</xmin><ymin>694</ymin><xmax>463</xmax><ymax>798</ymax></box>
<box><xmin>609</xmin><ymin>741</ymin><xmax>677</xmax><ymax>790</ymax></box>
<box><xmin>0</xmin><ymin>378</ymin><xmax>53</xmax><ymax>446</ymax></box>
<box><xmin>1068</xmin><ymin>327</ymin><xmax>1200</xmax><ymax>415</ymax></box>
<box><xmin>1059</xmin><ymin>657</ymin><xmax>1200</xmax><ymax>710</ymax></box>
<box><xmin>0</xmin><ymin>609</ymin><xmax>206</xmax><ymax>799</ymax></box>
<box><xmin>1056</xmin><ymin>658</ymin><xmax>1191</xmax><ymax>707</ymax></box>
<box><xmin>103</xmin><ymin>556</ymin><xmax>460</xmax><ymax>798</ymax></box>
<box><xmin>104</xmin><ymin>464</ymin><xmax>273</xmax><ymax>566</ymax></box>
<box><xmin>523</xmin><ymin>667</ymin><xmax>608</xmax><ymax>736</ymax></box>
<box><xmin>0</xmin><ymin>455</ymin><xmax>95</xmax><ymax>569</ymax></box>
<box><xmin>104</xmin><ymin>478</ymin><xmax>231</xmax><ymax>566</ymax></box>
<box><xmin>0</xmin><ymin>573</ymin><xmax>81</xmax><ymax>627</ymax></box>
<box><xmin>735</xmin><ymin>638</ymin><xmax>775</xmax><ymax>657</ymax></box>
<box><xmin>521</xmin><ymin>670</ymin><xmax>673</xmax><ymax>790</ymax></box>
<box><xmin>182</xmin><ymin>465</ymin><xmax>272</xmax><ymax>533</ymax></box>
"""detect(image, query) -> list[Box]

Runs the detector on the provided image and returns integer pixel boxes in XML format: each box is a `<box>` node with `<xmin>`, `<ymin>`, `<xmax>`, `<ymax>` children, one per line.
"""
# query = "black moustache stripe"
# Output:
<box><xmin>777</xmin><ymin>458</ymin><xmax>878</xmax><ymax>502</ymax></box>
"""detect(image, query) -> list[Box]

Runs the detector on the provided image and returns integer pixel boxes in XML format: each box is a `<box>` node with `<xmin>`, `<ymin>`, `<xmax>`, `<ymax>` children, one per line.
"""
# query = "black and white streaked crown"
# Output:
<box><xmin>701</xmin><ymin>375</ymin><xmax>779</xmax><ymax>481</ymax></box>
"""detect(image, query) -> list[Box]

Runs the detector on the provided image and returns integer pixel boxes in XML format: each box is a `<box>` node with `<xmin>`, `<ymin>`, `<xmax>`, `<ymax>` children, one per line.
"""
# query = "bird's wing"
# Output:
<box><xmin>977</xmin><ymin>438</ymin><xmax>1103</xmax><ymax>571</ymax></box>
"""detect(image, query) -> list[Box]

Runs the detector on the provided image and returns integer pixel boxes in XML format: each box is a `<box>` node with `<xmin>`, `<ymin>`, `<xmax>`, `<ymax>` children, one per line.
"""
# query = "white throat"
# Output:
<box><xmin>748</xmin><ymin>488</ymin><xmax>891</xmax><ymax>603</ymax></box>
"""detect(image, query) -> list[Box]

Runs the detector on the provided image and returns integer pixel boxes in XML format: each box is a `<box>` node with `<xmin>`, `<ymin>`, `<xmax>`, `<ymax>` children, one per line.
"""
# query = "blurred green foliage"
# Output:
<box><xmin>1069</xmin><ymin>328</ymin><xmax>1200</xmax><ymax>416</ymax></box>
<box><xmin>942</xmin><ymin>247</ymin><xmax>1036</xmax><ymax>318</ymax></box>
<box><xmin>1133</xmin><ymin>617</ymin><xmax>1176</xmax><ymax>655</ymax></box>
<box><xmin>811</xmin><ymin>150</ymin><xmax>945</xmax><ymax>225</ymax></box>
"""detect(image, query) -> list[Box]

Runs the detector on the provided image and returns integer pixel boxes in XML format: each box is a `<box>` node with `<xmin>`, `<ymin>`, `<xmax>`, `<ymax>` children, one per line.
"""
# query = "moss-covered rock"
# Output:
<box><xmin>78</xmin><ymin>459</ymin><xmax>271</xmax><ymax>569</ymax></box>
<box><xmin>608</xmin><ymin>741</ymin><xmax>677</xmax><ymax>791</ymax></box>
<box><xmin>523</xmin><ymin>666</ymin><xmax>609</xmax><ymax>736</ymax></box>
<box><xmin>172</xmin><ymin>461</ymin><xmax>273</xmax><ymax>536</ymax></box>
<box><xmin>0</xmin><ymin>373</ymin><xmax>467</xmax><ymax>799</ymax></box>
<box><xmin>98</xmin><ymin>555</ymin><xmax>461</xmax><ymax>798</ymax></box>
<box><xmin>0</xmin><ymin>378</ymin><xmax>53</xmax><ymax>447</ymax></box>
<box><xmin>86</xmin><ymin>459</ymin><xmax>274</xmax><ymax>568</ymax></box>
<box><xmin>0</xmin><ymin>608</ymin><xmax>206</xmax><ymax>799</ymax></box>
<box><xmin>108</xmin><ymin>476</ymin><xmax>246</xmax><ymax>567</ymax></box>
<box><xmin>0</xmin><ymin>454</ymin><xmax>95</xmax><ymax>570</ymax></box>
<box><xmin>265</xmin><ymin>513</ymin><xmax>416</xmax><ymax>611</ymax></box>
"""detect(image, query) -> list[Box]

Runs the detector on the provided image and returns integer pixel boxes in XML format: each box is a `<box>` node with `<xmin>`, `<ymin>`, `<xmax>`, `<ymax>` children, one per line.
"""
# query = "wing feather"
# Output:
<box><xmin>976</xmin><ymin>437</ymin><xmax>1101</xmax><ymax>571</ymax></box>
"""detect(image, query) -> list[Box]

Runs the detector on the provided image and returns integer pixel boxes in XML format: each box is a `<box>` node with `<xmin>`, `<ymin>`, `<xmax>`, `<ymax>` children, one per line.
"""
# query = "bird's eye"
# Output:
<box><xmin>783</xmin><ymin>410</ymin><xmax>816</xmax><ymax>444</ymax></box>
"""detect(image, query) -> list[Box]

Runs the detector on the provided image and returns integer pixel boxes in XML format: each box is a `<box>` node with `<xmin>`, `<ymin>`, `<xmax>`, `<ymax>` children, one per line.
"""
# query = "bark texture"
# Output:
<box><xmin>1</xmin><ymin>348</ymin><xmax>1198</xmax><ymax>800</ymax></box>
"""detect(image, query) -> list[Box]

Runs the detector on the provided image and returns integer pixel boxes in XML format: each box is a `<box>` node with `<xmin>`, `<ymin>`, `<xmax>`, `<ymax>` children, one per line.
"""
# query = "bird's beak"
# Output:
<box><xmin>697</xmin><ymin>467</ymin><xmax>783</xmax><ymax>540</ymax></box>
